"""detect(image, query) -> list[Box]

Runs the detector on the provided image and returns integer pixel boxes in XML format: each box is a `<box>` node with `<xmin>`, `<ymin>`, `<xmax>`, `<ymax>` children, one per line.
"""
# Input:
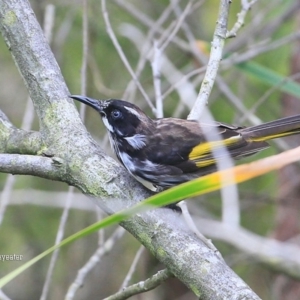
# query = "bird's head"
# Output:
<box><xmin>70</xmin><ymin>95</ymin><xmax>153</xmax><ymax>138</ymax></box>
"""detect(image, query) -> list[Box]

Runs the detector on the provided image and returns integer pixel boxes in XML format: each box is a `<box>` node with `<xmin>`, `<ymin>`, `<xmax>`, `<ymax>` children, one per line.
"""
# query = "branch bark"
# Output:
<box><xmin>0</xmin><ymin>154</ymin><xmax>61</xmax><ymax>179</ymax></box>
<box><xmin>0</xmin><ymin>109</ymin><xmax>43</xmax><ymax>154</ymax></box>
<box><xmin>103</xmin><ymin>269</ymin><xmax>173</xmax><ymax>300</ymax></box>
<box><xmin>0</xmin><ymin>1</ymin><xmax>260</xmax><ymax>299</ymax></box>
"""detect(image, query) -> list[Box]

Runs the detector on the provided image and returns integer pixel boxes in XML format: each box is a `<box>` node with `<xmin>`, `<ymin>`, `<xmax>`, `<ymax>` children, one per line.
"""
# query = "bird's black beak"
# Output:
<box><xmin>70</xmin><ymin>95</ymin><xmax>103</xmax><ymax>113</ymax></box>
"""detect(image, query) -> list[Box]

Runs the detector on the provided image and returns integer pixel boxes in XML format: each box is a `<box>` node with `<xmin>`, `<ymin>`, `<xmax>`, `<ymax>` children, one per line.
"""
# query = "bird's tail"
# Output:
<box><xmin>240</xmin><ymin>115</ymin><xmax>300</xmax><ymax>142</ymax></box>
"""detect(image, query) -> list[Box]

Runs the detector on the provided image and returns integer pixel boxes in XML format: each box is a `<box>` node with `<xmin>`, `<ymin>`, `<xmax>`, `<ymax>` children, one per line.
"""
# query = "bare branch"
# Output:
<box><xmin>0</xmin><ymin>154</ymin><xmax>63</xmax><ymax>180</ymax></box>
<box><xmin>158</xmin><ymin>0</ymin><xmax>193</xmax><ymax>52</ymax></box>
<box><xmin>79</xmin><ymin>0</ymin><xmax>88</xmax><ymax>119</ymax></box>
<box><xmin>114</xmin><ymin>0</ymin><xmax>191</xmax><ymax>53</ymax></box>
<box><xmin>66</xmin><ymin>227</ymin><xmax>125</xmax><ymax>300</ymax></box>
<box><xmin>151</xmin><ymin>41</ymin><xmax>163</xmax><ymax>118</ymax></box>
<box><xmin>121</xmin><ymin>1</ymin><xmax>175</xmax><ymax>103</ymax></box>
<box><xmin>0</xmin><ymin>174</ymin><xmax>15</xmax><ymax>225</ymax></box>
<box><xmin>223</xmin><ymin>32</ymin><xmax>300</xmax><ymax>67</ymax></box>
<box><xmin>226</xmin><ymin>0</ymin><xmax>259</xmax><ymax>38</ymax></box>
<box><xmin>104</xmin><ymin>269</ymin><xmax>173</xmax><ymax>300</ymax></box>
<box><xmin>120</xmin><ymin>246</ymin><xmax>145</xmax><ymax>290</ymax></box>
<box><xmin>188</xmin><ymin>0</ymin><xmax>231</xmax><ymax>120</ymax></box>
<box><xmin>40</xmin><ymin>186</ymin><xmax>74</xmax><ymax>300</ymax></box>
<box><xmin>197</xmin><ymin>218</ymin><xmax>300</xmax><ymax>279</ymax></box>
<box><xmin>43</xmin><ymin>4</ymin><xmax>55</xmax><ymax>43</ymax></box>
<box><xmin>119</xmin><ymin>24</ymin><xmax>197</xmax><ymax>109</ymax></box>
<box><xmin>101</xmin><ymin>0</ymin><xmax>155</xmax><ymax>113</ymax></box>
<box><xmin>0</xmin><ymin>108</ymin><xmax>43</xmax><ymax>155</ymax></box>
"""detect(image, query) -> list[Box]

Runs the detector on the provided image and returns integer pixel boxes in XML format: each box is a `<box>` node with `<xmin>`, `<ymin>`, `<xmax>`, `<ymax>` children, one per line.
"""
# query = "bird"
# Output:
<box><xmin>70</xmin><ymin>95</ymin><xmax>300</xmax><ymax>192</ymax></box>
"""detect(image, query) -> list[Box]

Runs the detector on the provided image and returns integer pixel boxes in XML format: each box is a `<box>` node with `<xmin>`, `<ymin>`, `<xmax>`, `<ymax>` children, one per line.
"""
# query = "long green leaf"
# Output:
<box><xmin>237</xmin><ymin>61</ymin><xmax>300</xmax><ymax>98</ymax></box>
<box><xmin>1</xmin><ymin>146</ymin><xmax>300</xmax><ymax>288</ymax></box>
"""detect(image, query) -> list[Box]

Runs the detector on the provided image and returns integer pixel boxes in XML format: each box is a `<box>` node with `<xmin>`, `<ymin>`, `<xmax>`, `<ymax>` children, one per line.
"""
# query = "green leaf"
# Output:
<box><xmin>2</xmin><ymin>145</ymin><xmax>300</xmax><ymax>288</ymax></box>
<box><xmin>237</xmin><ymin>61</ymin><xmax>300</xmax><ymax>98</ymax></box>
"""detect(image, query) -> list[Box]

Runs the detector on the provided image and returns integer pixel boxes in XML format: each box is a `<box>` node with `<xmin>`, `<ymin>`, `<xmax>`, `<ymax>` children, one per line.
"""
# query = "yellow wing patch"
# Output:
<box><xmin>189</xmin><ymin>136</ymin><xmax>242</xmax><ymax>167</ymax></box>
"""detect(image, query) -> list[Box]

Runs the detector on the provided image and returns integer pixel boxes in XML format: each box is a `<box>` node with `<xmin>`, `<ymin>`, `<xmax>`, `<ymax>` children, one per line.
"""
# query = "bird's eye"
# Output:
<box><xmin>111</xmin><ymin>109</ymin><xmax>122</xmax><ymax>119</ymax></box>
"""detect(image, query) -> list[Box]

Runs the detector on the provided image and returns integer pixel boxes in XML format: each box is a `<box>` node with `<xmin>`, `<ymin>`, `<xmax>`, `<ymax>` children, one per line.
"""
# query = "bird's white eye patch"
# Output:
<box><xmin>124</xmin><ymin>106</ymin><xmax>142</xmax><ymax>119</ymax></box>
<box><xmin>124</xmin><ymin>134</ymin><xmax>147</xmax><ymax>149</ymax></box>
<box><xmin>102</xmin><ymin>116</ymin><xmax>114</xmax><ymax>132</ymax></box>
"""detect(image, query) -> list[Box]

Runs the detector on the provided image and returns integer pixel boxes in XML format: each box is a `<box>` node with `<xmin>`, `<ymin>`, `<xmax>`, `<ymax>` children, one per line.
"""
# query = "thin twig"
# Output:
<box><xmin>240</xmin><ymin>72</ymin><xmax>300</xmax><ymax>123</ymax></box>
<box><xmin>101</xmin><ymin>0</ymin><xmax>155</xmax><ymax>113</ymax></box>
<box><xmin>0</xmin><ymin>176</ymin><xmax>15</xmax><ymax>226</ymax></box>
<box><xmin>43</xmin><ymin>4</ymin><xmax>55</xmax><ymax>43</ymax></box>
<box><xmin>223</xmin><ymin>31</ymin><xmax>300</xmax><ymax>67</ymax></box>
<box><xmin>226</xmin><ymin>0</ymin><xmax>259</xmax><ymax>38</ymax></box>
<box><xmin>162</xmin><ymin>66</ymin><xmax>207</xmax><ymax>100</ymax></box>
<box><xmin>79</xmin><ymin>0</ymin><xmax>88</xmax><ymax>118</ymax></box>
<box><xmin>104</xmin><ymin>269</ymin><xmax>173</xmax><ymax>300</ymax></box>
<box><xmin>151</xmin><ymin>41</ymin><xmax>163</xmax><ymax>118</ymax></box>
<box><xmin>65</xmin><ymin>227</ymin><xmax>125</xmax><ymax>300</ymax></box>
<box><xmin>159</xmin><ymin>0</ymin><xmax>193</xmax><ymax>53</ymax></box>
<box><xmin>120</xmin><ymin>24</ymin><xmax>197</xmax><ymax>109</ymax></box>
<box><xmin>121</xmin><ymin>2</ymin><xmax>175</xmax><ymax>103</ymax></box>
<box><xmin>119</xmin><ymin>245</ymin><xmax>145</xmax><ymax>290</ymax></box>
<box><xmin>177</xmin><ymin>201</ymin><xmax>221</xmax><ymax>256</ymax></box>
<box><xmin>40</xmin><ymin>187</ymin><xmax>74</xmax><ymax>300</ymax></box>
<box><xmin>114</xmin><ymin>0</ymin><xmax>191</xmax><ymax>53</ymax></box>
<box><xmin>188</xmin><ymin>0</ymin><xmax>231</xmax><ymax>120</ymax></box>
<box><xmin>196</xmin><ymin>217</ymin><xmax>300</xmax><ymax>278</ymax></box>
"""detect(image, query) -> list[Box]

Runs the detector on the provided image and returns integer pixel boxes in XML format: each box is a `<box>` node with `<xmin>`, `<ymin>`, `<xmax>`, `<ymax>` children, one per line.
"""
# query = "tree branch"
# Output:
<box><xmin>188</xmin><ymin>0</ymin><xmax>231</xmax><ymax>120</ymax></box>
<box><xmin>0</xmin><ymin>109</ymin><xmax>43</xmax><ymax>154</ymax></box>
<box><xmin>0</xmin><ymin>154</ymin><xmax>64</xmax><ymax>180</ymax></box>
<box><xmin>0</xmin><ymin>1</ymin><xmax>260</xmax><ymax>298</ymax></box>
<box><xmin>197</xmin><ymin>218</ymin><xmax>300</xmax><ymax>280</ymax></box>
<box><xmin>103</xmin><ymin>269</ymin><xmax>173</xmax><ymax>300</ymax></box>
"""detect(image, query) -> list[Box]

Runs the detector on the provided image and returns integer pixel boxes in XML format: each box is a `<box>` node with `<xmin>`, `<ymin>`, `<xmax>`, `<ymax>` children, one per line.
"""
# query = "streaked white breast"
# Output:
<box><xmin>119</xmin><ymin>152</ymin><xmax>157</xmax><ymax>191</ymax></box>
<box><xmin>124</xmin><ymin>134</ymin><xmax>147</xmax><ymax>150</ymax></box>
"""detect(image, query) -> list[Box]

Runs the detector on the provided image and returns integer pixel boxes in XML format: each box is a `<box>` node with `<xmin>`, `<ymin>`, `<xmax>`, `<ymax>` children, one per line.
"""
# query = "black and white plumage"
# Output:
<box><xmin>70</xmin><ymin>95</ymin><xmax>300</xmax><ymax>192</ymax></box>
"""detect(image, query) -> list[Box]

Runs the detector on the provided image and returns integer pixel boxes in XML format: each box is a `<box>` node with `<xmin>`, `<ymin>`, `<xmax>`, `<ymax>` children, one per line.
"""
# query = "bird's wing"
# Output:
<box><xmin>147</xmin><ymin>118</ymin><xmax>269</xmax><ymax>173</ymax></box>
<box><xmin>150</xmin><ymin>119</ymin><xmax>240</xmax><ymax>162</ymax></box>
